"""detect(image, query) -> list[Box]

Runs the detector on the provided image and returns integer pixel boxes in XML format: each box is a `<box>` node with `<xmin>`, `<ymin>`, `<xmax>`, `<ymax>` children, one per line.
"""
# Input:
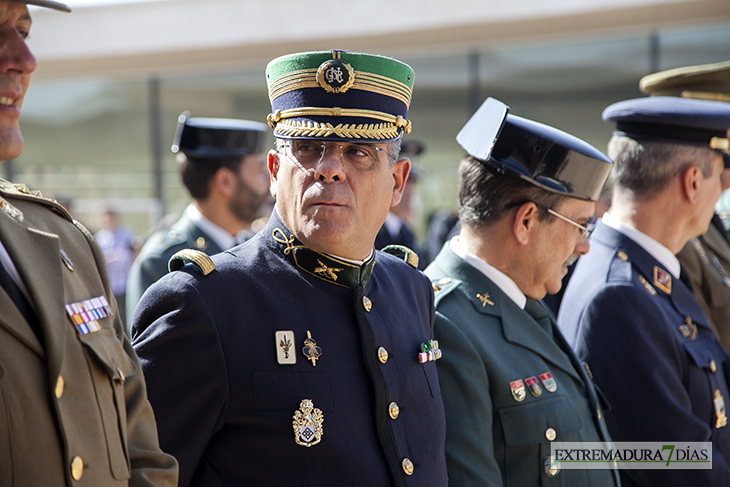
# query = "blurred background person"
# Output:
<box><xmin>126</xmin><ymin>112</ymin><xmax>269</xmax><ymax>325</ymax></box>
<box><xmin>95</xmin><ymin>206</ymin><xmax>139</xmax><ymax>327</ymax></box>
<box><xmin>374</xmin><ymin>139</ymin><xmax>425</xmax><ymax>266</ymax></box>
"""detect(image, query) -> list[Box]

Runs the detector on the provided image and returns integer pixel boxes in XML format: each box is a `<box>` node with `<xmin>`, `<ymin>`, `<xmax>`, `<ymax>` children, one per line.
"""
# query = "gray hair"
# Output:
<box><xmin>608</xmin><ymin>136</ymin><xmax>718</xmax><ymax>200</ymax></box>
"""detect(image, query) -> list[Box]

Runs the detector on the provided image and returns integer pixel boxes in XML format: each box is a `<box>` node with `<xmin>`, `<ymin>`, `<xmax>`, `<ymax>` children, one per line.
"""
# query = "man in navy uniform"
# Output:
<box><xmin>126</xmin><ymin>114</ymin><xmax>269</xmax><ymax>323</ymax></box>
<box><xmin>559</xmin><ymin>96</ymin><xmax>730</xmax><ymax>486</ymax></box>
<box><xmin>640</xmin><ymin>60</ymin><xmax>730</xmax><ymax>351</ymax></box>
<box><xmin>132</xmin><ymin>50</ymin><xmax>447</xmax><ymax>487</ymax></box>
<box><xmin>425</xmin><ymin>98</ymin><xmax>618</xmax><ymax>486</ymax></box>
<box><xmin>0</xmin><ymin>1</ymin><xmax>178</xmax><ymax>485</ymax></box>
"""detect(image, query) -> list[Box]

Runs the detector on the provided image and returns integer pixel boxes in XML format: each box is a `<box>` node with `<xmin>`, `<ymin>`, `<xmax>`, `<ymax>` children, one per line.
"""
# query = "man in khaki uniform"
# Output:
<box><xmin>0</xmin><ymin>1</ymin><xmax>178</xmax><ymax>486</ymax></box>
<box><xmin>641</xmin><ymin>60</ymin><xmax>730</xmax><ymax>350</ymax></box>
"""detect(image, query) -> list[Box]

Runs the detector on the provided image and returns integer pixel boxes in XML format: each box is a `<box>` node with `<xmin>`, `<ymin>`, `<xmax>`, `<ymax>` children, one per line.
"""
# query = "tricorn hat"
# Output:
<box><xmin>265</xmin><ymin>50</ymin><xmax>414</xmax><ymax>142</ymax></box>
<box><xmin>457</xmin><ymin>98</ymin><xmax>613</xmax><ymax>201</ymax></box>
<box><xmin>171</xmin><ymin>112</ymin><xmax>269</xmax><ymax>159</ymax></box>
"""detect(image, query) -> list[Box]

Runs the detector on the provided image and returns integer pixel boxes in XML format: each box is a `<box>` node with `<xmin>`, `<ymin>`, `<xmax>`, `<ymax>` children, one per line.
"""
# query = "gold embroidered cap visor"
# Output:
<box><xmin>265</xmin><ymin>50</ymin><xmax>414</xmax><ymax>142</ymax></box>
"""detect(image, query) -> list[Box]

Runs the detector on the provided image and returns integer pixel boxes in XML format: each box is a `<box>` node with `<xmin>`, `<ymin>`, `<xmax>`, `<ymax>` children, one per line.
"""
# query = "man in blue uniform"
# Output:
<box><xmin>126</xmin><ymin>114</ymin><xmax>269</xmax><ymax>323</ymax></box>
<box><xmin>132</xmin><ymin>50</ymin><xmax>447</xmax><ymax>487</ymax></box>
<box><xmin>559</xmin><ymin>96</ymin><xmax>730</xmax><ymax>486</ymax></box>
<box><xmin>425</xmin><ymin>98</ymin><xmax>618</xmax><ymax>486</ymax></box>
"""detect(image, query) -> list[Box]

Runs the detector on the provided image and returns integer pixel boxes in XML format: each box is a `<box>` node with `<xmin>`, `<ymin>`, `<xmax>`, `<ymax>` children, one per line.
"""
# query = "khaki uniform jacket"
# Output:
<box><xmin>677</xmin><ymin>218</ymin><xmax>730</xmax><ymax>351</ymax></box>
<box><xmin>0</xmin><ymin>179</ymin><xmax>178</xmax><ymax>487</ymax></box>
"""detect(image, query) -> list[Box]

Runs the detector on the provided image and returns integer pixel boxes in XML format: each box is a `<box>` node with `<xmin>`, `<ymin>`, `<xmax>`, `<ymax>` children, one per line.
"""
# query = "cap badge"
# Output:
<box><xmin>276</xmin><ymin>330</ymin><xmax>296</xmax><ymax>365</ymax></box>
<box><xmin>653</xmin><ymin>266</ymin><xmax>672</xmax><ymax>294</ymax></box>
<box><xmin>539</xmin><ymin>372</ymin><xmax>558</xmax><ymax>393</ymax></box>
<box><xmin>293</xmin><ymin>399</ymin><xmax>324</xmax><ymax>446</ymax></box>
<box><xmin>317</xmin><ymin>59</ymin><xmax>356</xmax><ymax>94</ymax></box>
<box><xmin>302</xmin><ymin>330</ymin><xmax>322</xmax><ymax>366</ymax></box>
<box><xmin>510</xmin><ymin>379</ymin><xmax>526</xmax><ymax>402</ymax></box>
<box><xmin>526</xmin><ymin>376</ymin><xmax>543</xmax><ymax>397</ymax></box>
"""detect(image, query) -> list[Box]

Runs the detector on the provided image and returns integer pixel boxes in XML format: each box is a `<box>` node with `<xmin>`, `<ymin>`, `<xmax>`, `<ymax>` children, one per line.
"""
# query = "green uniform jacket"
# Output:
<box><xmin>0</xmin><ymin>179</ymin><xmax>177</xmax><ymax>487</ymax></box>
<box><xmin>425</xmin><ymin>244</ymin><xmax>619</xmax><ymax>487</ymax></box>
<box><xmin>126</xmin><ymin>211</ymin><xmax>223</xmax><ymax>323</ymax></box>
<box><xmin>677</xmin><ymin>218</ymin><xmax>730</xmax><ymax>351</ymax></box>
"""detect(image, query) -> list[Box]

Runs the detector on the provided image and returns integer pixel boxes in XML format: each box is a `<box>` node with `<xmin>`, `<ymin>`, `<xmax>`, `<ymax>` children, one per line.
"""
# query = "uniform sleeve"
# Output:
<box><xmin>126</xmin><ymin>251</ymin><xmax>169</xmax><ymax>325</ymax></box>
<box><xmin>576</xmin><ymin>284</ymin><xmax>730</xmax><ymax>486</ymax></box>
<box><xmin>81</xmin><ymin>222</ymin><xmax>179</xmax><ymax>487</ymax></box>
<box><xmin>132</xmin><ymin>272</ymin><xmax>230</xmax><ymax>487</ymax></box>
<box><xmin>434</xmin><ymin>311</ymin><xmax>503</xmax><ymax>486</ymax></box>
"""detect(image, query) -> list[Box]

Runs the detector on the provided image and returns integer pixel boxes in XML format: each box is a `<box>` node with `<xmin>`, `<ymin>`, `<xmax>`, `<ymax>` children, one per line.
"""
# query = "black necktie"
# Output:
<box><xmin>524</xmin><ymin>297</ymin><xmax>553</xmax><ymax>337</ymax></box>
<box><xmin>0</xmin><ymin>261</ymin><xmax>43</xmax><ymax>341</ymax></box>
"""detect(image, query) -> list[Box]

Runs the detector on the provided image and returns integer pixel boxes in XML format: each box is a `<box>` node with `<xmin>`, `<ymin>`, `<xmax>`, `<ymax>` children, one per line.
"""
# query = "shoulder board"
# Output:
<box><xmin>430</xmin><ymin>276</ymin><xmax>462</xmax><ymax>296</ymax></box>
<box><xmin>381</xmin><ymin>244</ymin><xmax>419</xmax><ymax>269</ymax></box>
<box><xmin>0</xmin><ymin>181</ymin><xmax>72</xmax><ymax>222</ymax></box>
<box><xmin>168</xmin><ymin>249</ymin><xmax>216</xmax><ymax>275</ymax></box>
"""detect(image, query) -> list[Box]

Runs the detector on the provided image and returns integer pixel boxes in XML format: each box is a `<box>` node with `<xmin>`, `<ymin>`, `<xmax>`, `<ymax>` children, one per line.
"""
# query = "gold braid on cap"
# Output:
<box><xmin>267</xmin><ymin>107</ymin><xmax>412</xmax><ymax>139</ymax></box>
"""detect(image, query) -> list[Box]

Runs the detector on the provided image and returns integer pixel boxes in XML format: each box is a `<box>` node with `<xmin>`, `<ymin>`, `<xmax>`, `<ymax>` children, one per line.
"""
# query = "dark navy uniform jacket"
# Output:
<box><xmin>559</xmin><ymin>220</ymin><xmax>730</xmax><ymax>486</ymax></box>
<box><xmin>131</xmin><ymin>210</ymin><xmax>447</xmax><ymax>487</ymax></box>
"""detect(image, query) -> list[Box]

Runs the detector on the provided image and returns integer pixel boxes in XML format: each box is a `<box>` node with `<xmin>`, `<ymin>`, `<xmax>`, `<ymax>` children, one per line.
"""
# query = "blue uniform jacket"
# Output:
<box><xmin>425</xmin><ymin>243</ymin><xmax>618</xmax><ymax>487</ymax></box>
<box><xmin>131</xmin><ymin>210</ymin><xmax>447</xmax><ymax>487</ymax></box>
<box><xmin>125</xmin><ymin>211</ymin><xmax>223</xmax><ymax>323</ymax></box>
<box><xmin>558</xmin><ymin>220</ymin><xmax>730</xmax><ymax>486</ymax></box>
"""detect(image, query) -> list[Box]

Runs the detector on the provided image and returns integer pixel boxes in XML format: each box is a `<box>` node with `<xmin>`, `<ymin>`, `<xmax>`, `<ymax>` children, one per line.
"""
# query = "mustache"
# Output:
<box><xmin>564</xmin><ymin>253</ymin><xmax>580</xmax><ymax>267</ymax></box>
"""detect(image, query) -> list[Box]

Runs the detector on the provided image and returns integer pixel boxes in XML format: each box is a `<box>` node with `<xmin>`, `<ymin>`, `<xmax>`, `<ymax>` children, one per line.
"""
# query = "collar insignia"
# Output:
<box><xmin>314</xmin><ymin>259</ymin><xmax>342</xmax><ymax>281</ymax></box>
<box><xmin>653</xmin><ymin>266</ymin><xmax>672</xmax><ymax>294</ymax></box>
<box><xmin>476</xmin><ymin>293</ymin><xmax>494</xmax><ymax>307</ymax></box>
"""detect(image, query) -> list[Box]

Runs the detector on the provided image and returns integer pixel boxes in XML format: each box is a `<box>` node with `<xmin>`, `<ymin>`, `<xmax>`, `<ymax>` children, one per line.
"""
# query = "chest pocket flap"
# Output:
<box><xmin>500</xmin><ymin>395</ymin><xmax>583</xmax><ymax>446</ymax></box>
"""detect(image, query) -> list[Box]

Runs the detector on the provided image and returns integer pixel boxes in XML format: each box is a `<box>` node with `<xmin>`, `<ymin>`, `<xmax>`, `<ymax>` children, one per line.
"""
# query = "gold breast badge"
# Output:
<box><xmin>293</xmin><ymin>399</ymin><xmax>324</xmax><ymax>447</ymax></box>
<box><xmin>302</xmin><ymin>330</ymin><xmax>322</xmax><ymax>366</ymax></box>
<box><xmin>715</xmin><ymin>389</ymin><xmax>727</xmax><ymax>428</ymax></box>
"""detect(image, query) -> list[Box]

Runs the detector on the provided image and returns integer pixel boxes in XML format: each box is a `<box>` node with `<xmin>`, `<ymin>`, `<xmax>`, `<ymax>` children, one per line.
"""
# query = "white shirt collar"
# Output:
<box><xmin>449</xmin><ymin>236</ymin><xmax>527</xmax><ymax>309</ymax></box>
<box><xmin>185</xmin><ymin>204</ymin><xmax>247</xmax><ymax>251</ymax></box>
<box><xmin>601</xmin><ymin>211</ymin><xmax>681</xmax><ymax>278</ymax></box>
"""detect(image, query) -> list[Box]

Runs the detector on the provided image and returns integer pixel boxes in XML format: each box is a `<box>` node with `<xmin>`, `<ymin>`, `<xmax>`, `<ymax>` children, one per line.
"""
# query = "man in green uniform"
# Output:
<box><xmin>0</xmin><ymin>1</ymin><xmax>178</xmax><ymax>485</ymax></box>
<box><xmin>126</xmin><ymin>113</ymin><xmax>269</xmax><ymax>322</ymax></box>
<box><xmin>425</xmin><ymin>97</ymin><xmax>618</xmax><ymax>486</ymax></box>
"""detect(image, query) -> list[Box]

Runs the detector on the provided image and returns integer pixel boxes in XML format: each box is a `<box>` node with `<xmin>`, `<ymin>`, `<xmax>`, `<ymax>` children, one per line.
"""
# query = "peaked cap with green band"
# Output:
<box><xmin>266</xmin><ymin>50</ymin><xmax>415</xmax><ymax>142</ymax></box>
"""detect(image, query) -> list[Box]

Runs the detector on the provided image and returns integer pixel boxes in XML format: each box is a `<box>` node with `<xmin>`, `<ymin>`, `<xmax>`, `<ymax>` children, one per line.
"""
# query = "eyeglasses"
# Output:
<box><xmin>280</xmin><ymin>140</ymin><xmax>397</xmax><ymax>169</ymax></box>
<box><xmin>506</xmin><ymin>200</ymin><xmax>596</xmax><ymax>242</ymax></box>
<box><xmin>537</xmin><ymin>203</ymin><xmax>596</xmax><ymax>242</ymax></box>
